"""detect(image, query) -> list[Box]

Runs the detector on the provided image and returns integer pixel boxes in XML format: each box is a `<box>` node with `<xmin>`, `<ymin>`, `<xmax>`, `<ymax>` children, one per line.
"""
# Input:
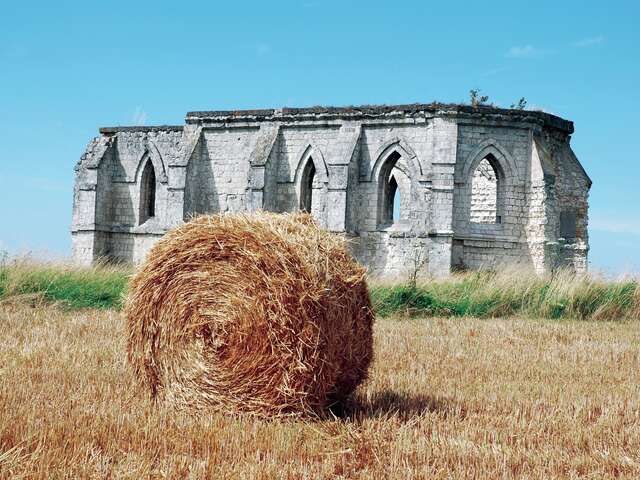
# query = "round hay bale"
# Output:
<box><xmin>125</xmin><ymin>212</ymin><xmax>374</xmax><ymax>416</ymax></box>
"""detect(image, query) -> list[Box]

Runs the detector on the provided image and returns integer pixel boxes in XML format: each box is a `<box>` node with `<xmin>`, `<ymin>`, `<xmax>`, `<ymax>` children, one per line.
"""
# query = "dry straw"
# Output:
<box><xmin>125</xmin><ymin>212</ymin><xmax>374</xmax><ymax>417</ymax></box>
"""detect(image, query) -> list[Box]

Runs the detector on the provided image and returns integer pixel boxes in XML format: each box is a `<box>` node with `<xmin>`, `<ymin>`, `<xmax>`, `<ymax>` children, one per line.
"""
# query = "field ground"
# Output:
<box><xmin>0</xmin><ymin>305</ymin><xmax>639</xmax><ymax>479</ymax></box>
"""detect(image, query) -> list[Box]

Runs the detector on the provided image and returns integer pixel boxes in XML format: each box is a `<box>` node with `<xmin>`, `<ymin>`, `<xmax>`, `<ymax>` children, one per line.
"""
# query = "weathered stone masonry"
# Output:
<box><xmin>72</xmin><ymin>103</ymin><xmax>591</xmax><ymax>276</ymax></box>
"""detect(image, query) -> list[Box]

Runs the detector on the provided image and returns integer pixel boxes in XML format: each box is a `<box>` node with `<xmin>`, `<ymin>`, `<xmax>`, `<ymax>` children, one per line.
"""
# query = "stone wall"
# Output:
<box><xmin>184</xmin><ymin>128</ymin><xmax>256</xmax><ymax>218</ymax></box>
<box><xmin>451</xmin><ymin>122</ymin><xmax>533</xmax><ymax>270</ymax></box>
<box><xmin>71</xmin><ymin>104</ymin><xmax>590</xmax><ymax>276</ymax></box>
<box><xmin>538</xmin><ymin>130</ymin><xmax>591</xmax><ymax>272</ymax></box>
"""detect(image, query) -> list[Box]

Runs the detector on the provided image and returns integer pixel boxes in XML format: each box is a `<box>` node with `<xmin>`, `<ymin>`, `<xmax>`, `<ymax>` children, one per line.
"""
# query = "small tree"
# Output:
<box><xmin>407</xmin><ymin>246</ymin><xmax>429</xmax><ymax>290</ymax></box>
<box><xmin>469</xmin><ymin>89</ymin><xmax>489</xmax><ymax>107</ymax></box>
<box><xmin>510</xmin><ymin>97</ymin><xmax>527</xmax><ymax>110</ymax></box>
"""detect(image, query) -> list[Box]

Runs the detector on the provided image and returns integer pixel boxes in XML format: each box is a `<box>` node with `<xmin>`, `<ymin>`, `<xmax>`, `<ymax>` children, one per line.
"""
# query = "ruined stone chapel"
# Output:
<box><xmin>72</xmin><ymin>103</ymin><xmax>591</xmax><ymax>276</ymax></box>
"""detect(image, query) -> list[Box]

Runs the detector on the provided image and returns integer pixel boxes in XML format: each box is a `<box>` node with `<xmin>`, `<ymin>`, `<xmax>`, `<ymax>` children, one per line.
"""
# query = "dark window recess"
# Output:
<box><xmin>139</xmin><ymin>160</ymin><xmax>156</xmax><ymax>224</ymax></box>
<box><xmin>386</xmin><ymin>175</ymin><xmax>398</xmax><ymax>223</ymax></box>
<box><xmin>300</xmin><ymin>159</ymin><xmax>315</xmax><ymax>213</ymax></box>
<box><xmin>378</xmin><ymin>150</ymin><xmax>401</xmax><ymax>226</ymax></box>
<box><xmin>560</xmin><ymin>211</ymin><xmax>577</xmax><ymax>239</ymax></box>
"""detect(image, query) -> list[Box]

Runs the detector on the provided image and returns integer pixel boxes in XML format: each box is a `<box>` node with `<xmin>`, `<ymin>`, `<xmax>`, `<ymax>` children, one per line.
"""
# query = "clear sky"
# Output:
<box><xmin>1</xmin><ymin>0</ymin><xmax>638</xmax><ymax>273</ymax></box>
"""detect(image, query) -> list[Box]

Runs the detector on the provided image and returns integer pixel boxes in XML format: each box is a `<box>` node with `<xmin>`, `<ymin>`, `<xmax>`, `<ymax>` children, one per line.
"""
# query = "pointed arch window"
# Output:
<box><xmin>386</xmin><ymin>174</ymin><xmax>399</xmax><ymax>222</ymax></box>
<box><xmin>139</xmin><ymin>159</ymin><xmax>156</xmax><ymax>224</ymax></box>
<box><xmin>300</xmin><ymin>157</ymin><xmax>316</xmax><ymax>213</ymax></box>
<box><xmin>392</xmin><ymin>176</ymin><xmax>401</xmax><ymax>221</ymax></box>
<box><xmin>470</xmin><ymin>154</ymin><xmax>501</xmax><ymax>224</ymax></box>
<box><xmin>378</xmin><ymin>151</ymin><xmax>405</xmax><ymax>226</ymax></box>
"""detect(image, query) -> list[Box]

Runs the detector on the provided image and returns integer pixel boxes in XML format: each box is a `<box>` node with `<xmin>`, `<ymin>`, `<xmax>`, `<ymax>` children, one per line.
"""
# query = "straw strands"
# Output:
<box><xmin>125</xmin><ymin>212</ymin><xmax>374</xmax><ymax>417</ymax></box>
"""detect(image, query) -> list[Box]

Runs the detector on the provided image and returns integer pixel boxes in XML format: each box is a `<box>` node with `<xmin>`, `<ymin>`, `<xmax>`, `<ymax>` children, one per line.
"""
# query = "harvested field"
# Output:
<box><xmin>1</xmin><ymin>304</ymin><xmax>639</xmax><ymax>479</ymax></box>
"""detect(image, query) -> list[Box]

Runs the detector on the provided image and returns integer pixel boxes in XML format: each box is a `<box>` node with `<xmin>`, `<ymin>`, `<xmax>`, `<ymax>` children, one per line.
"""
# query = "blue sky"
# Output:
<box><xmin>0</xmin><ymin>0</ymin><xmax>638</xmax><ymax>273</ymax></box>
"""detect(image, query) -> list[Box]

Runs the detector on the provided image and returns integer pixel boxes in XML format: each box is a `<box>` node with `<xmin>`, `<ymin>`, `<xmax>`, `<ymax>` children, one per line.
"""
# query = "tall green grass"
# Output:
<box><xmin>0</xmin><ymin>260</ymin><xmax>638</xmax><ymax>320</ymax></box>
<box><xmin>0</xmin><ymin>260</ymin><xmax>130</xmax><ymax>310</ymax></box>
<box><xmin>370</xmin><ymin>269</ymin><xmax>640</xmax><ymax>320</ymax></box>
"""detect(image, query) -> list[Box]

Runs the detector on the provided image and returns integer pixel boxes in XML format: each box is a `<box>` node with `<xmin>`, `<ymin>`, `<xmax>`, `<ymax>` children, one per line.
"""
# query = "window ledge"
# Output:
<box><xmin>468</xmin><ymin>222</ymin><xmax>504</xmax><ymax>234</ymax></box>
<box><xmin>379</xmin><ymin>220</ymin><xmax>412</xmax><ymax>234</ymax></box>
<box><xmin>133</xmin><ymin>217</ymin><xmax>164</xmax><ymax>234</ymax></box>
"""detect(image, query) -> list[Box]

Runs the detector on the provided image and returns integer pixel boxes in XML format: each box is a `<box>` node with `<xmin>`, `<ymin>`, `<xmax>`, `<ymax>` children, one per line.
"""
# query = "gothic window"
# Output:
<box><xmin>386</xmin><ymin>174</ymin><xmax>399</xmax><ymax>222</ymax></box>
<box><xmin>393</xmin><ymin>182</ymin><xmax>401</xmax><ymax>221</ymax></box>
<box><xmin>378</xmin><ymin>151</ymin><xmax>403</xmax><ymax>226</ymax></box>
<box><xmin>139</xmin><ymin>160</ymin><xmax>156</xmax><ymax>224</ymax></box>
<box><xmin>470</xmin><ymin>155</ymin><xmax>501</xmax><ymax>224</ymax></box>
<box><xmin>300</xmin><ymin>157</ymin><xmax>316</xmax><ymax>213</ymax></box>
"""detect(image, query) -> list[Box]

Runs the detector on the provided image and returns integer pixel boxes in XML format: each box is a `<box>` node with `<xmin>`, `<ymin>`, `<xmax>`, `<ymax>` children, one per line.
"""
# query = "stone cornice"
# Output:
<box><xmin>99</xmin><ymin>126</ymin><xmax>184</xmax><ymax>134</ymax></box>
<box><xmin>95</xmin><ymin>104</ymin><xmax>574</xmax><ymax>135</ymax></box>
<box><xmin>184</xmin><ymin>103</ymin><xmax>574</xmax><ymax>134</ymax></box>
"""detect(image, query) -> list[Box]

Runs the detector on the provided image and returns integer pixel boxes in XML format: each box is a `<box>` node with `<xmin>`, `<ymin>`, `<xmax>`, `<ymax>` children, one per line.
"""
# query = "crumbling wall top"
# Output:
<box><xmin>99</xmin><ymin>125</ymin><xmax>184</xmax><ymax>134</ymax></box>
<box><xmin>95</xmin><ymin>103</ymin><xmax>574</xmax><ymax>137</ymax></box>
<box><xmin>185</xmin><ymin>103</ymin><xmax>574</xmax><ymax>134</ymax></box>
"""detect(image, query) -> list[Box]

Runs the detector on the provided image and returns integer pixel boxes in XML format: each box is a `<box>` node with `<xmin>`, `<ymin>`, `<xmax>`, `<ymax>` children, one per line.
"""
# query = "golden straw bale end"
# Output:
<box><xmin>125</xmin><ymin>212</ymin><xmax>374</xmax><ymax>417</ymax></box>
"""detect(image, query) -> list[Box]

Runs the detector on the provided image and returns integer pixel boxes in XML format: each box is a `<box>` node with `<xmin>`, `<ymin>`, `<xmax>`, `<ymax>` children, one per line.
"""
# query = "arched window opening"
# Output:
<box><xmin>392</xmin><ymin>177</ymin><xmax>401</xmax><ymax>221</ymax></box>
<box><xmin>300</xmin><ymin>158</ymin><xmax>316</xmax><ymax>213</ymax></box>
<box><xmin>386</xmin><ymin>175</ymin><xmax>399</xmax><ymax>222</ymax></box>
<box><xmin>139</xmin><ymin>160</ymin><xmax>156</xmax><ymax>224</ymax></box>
<box><xmin>379</xmin><ymin>151</ymin><xmax>404</xmax><ymax>226</ymax></box>
<box><xmin>470</xmin><ymin>156</ymin><xmax>500</xmax><ymax>224</ymax></box>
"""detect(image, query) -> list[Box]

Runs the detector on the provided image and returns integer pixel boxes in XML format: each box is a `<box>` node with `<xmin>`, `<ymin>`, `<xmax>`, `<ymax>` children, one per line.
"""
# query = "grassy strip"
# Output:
<box><xmin>370</xmin><ymin>270</ymin><xmax>640</xmax><ymax>320</ymax></box>
<box><xmin>0</xmin><ymin>261</ymin><xmax>638</xmax><ymax>320</ymax></box>
<box><xmin>0</xmin><ymin>261</ymin><xmax>130</xmax><ymax>310</ymax></box>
